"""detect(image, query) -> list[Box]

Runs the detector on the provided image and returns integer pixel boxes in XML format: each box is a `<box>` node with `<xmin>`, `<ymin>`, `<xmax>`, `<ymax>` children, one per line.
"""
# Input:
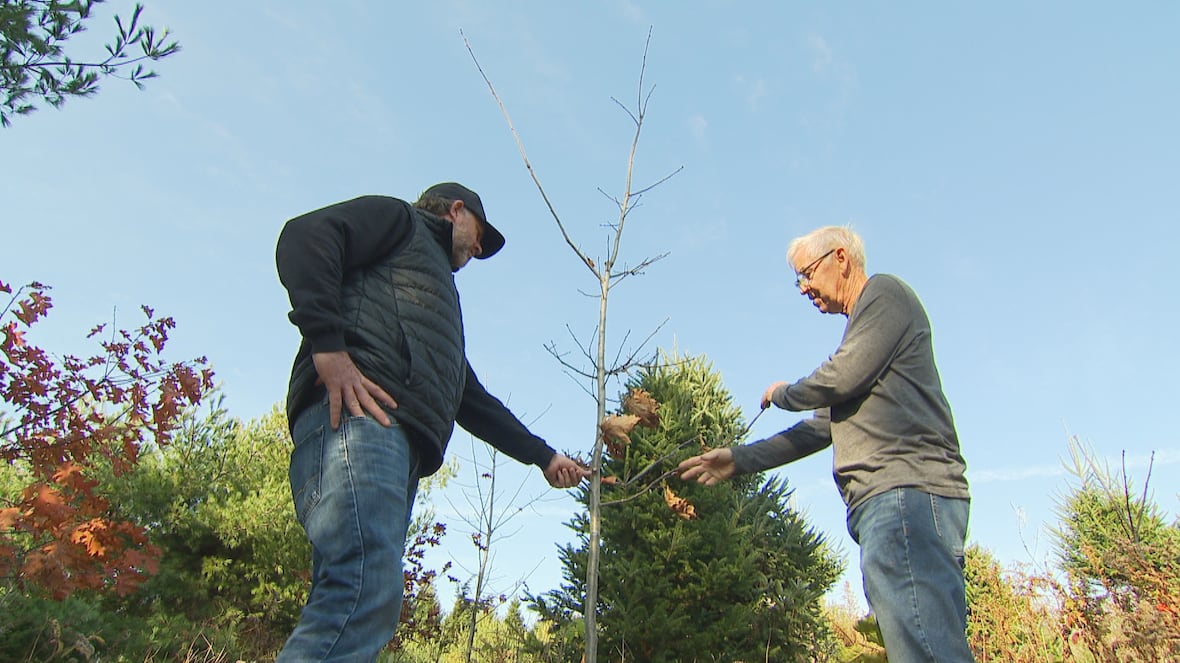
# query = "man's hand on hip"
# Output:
<box><xmin>312</xmin><ymin>351</ymin><xmax>399</xmax><ymax>429</ymax></box>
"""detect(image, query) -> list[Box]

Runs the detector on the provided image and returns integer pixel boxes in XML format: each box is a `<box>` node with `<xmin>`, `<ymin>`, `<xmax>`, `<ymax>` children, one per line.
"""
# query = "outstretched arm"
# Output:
<box><xmin>456</xmin><ymin>362</ymin><xmax>589</xmax><ymax>488</ymax></box>
<box><xmin>681</xmin><ymin>410</ymin><xmax>832</xmax><ymax>486</ymax></box>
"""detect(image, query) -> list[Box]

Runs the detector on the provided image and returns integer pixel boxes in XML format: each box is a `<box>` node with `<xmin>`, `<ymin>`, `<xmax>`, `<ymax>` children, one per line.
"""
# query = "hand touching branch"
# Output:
<box><xmin>544</xmin><ymin>454</ymin><xmax>592</xmax><ymax>488</ymax></box>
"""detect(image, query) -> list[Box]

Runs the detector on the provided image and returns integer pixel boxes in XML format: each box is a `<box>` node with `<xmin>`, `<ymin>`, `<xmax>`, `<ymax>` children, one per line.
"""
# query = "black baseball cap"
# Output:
<box><xmin>421</xmin><ymin>182</ymin><xmax>506</xmax><ymax>259</ymax></box>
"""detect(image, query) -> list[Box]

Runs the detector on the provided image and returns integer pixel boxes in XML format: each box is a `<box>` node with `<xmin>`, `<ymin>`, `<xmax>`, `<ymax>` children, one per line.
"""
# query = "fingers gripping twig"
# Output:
<box><xmin>601</xmin><ymin>408</ymin><xmax>767</xmax><ymax>507</ymax></box>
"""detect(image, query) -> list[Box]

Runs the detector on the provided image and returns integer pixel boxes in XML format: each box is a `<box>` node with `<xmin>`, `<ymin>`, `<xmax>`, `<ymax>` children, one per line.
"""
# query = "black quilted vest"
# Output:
<box><xmin>285</xmin><ymin>210</ymin><xmax>465</xmax><ymax>475</ymax></box>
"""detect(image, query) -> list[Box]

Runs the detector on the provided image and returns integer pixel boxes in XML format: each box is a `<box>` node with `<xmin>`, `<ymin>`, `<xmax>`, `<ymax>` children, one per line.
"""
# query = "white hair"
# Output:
<box><xmin>786</xmin><ymin>225</ymin><xmax>866</xmax><ymax>271</ymax></box>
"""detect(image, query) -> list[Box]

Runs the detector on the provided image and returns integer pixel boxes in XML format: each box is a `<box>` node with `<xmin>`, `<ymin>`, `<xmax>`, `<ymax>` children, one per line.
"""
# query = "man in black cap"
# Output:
<box><xmin>275</xmin><ymin>183</ymin><xmax>588</xmax><ymax>661</ymax></box>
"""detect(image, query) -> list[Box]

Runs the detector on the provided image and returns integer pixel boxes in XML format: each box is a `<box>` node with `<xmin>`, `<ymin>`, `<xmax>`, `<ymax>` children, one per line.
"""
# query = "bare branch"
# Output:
<box><xmin>609</xmin><ymin>329</ymin><xmax>634</xmax><ymax>370</ymax></box>
<box><xmin>1137</xmin><ymin>452</ymin><xmax>1155</xmax><ymax>536</ymax></box>
<box><xmin>597</xmin><ymin>187</ymin><xmax>624</xmax><ymax>211</ymax></box>
<box><xmin>600</xmin><ymin>470</ymin><xmax>677</xmax><ymax>507</ymax></box>
<box><xmin>460</xmin><ymin>30</ymin><xmax>599</xmax><ymax>279</ymax></box>
<box><xmin>635</xmin><ymin>29</ymin><xmax>653</xmax><ymax>112</ymax></box>
<box><xmin>543</xmin><ymin>342</ymin><xmax>595</xmax><ymax>380</ymax></box>
<box><xmin>611</xmin><ymin>319</ymin><xmax>668</xmax><ymax>373</ymax></box>
<box><xmin>568</xmin><ymin>324</ymin><xmax>598</xmax><ymax>365</ymax></box>
<box><xmin>610</xmin><ymin>96</ymin><xmax>640</xmax><ymax>126</ymax></box>
<box><xmin>610</xmin><ymin>253</ymin><xmax>671</xmax><ymax>283</ymax></box>
<box><xmin>1120</xmin><ymin>452</ymin><xmax>1137</xmax><ymax>541</ymax></box>
<box><xmin>633</xmin><ymin>165</ymin><xmax>685</xmax><ymax>197</ymax></box>
<box><xmin>642</xmin><ymin>80</ymin><xmax>658</xmax><ymax>115</ymax></box>
<box><xmin>603</xmin><ymin>28</ymin><xmax>655</xmax><ymax>273</ymax></box>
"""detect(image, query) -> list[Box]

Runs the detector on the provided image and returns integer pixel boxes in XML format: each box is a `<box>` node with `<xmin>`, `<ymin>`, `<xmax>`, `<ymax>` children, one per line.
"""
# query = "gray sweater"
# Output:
<box><xmin>733</xmin><ymin>274</ymin><xmax>970</xmax><ymax>514</ymax></box>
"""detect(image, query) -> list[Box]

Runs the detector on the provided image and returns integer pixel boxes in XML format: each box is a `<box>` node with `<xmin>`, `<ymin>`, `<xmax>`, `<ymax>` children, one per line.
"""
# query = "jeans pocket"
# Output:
<box><xmin>290</xmin><ymin>422</ymin><xmax>325</xmax><ymax>525</ymax></box>
<box><xmin>931</xmin><ymin>494</ymin><xmax>969</xmax><ymax>560</ymax></box>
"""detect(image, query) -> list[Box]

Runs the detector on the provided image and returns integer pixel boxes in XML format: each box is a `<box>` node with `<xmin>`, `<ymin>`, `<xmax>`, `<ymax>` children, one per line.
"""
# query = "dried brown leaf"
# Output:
<box><xmin>663</xmin><ymin>483</ymin><xmax>697</xmax><ymax>520</ymax></box>
<box><xmin>600</xmin><ymin>414</ymin><xmax>640</xmax><ymax>458</ymax></box>
<box><xmin>623</xmin><ymin>388</ymin><xmax>660</xmax><ymax>428</ymax></box>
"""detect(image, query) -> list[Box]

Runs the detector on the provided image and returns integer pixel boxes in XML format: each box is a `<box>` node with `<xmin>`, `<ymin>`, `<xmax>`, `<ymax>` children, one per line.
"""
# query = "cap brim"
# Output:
<box><xmin>476</xmin><ymin>221</ymin><xmax>505</xmax><ymax>259</ymax></box>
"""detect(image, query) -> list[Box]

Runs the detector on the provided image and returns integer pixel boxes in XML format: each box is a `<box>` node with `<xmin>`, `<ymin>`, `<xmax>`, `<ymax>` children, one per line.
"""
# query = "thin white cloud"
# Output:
<box><xmin>801</xmin><ymin>30</ymin><xmax>859</xmax><ymax>118</ymax></box>
<box><xmin>734</xmin><ymin>74</ymin><xmax>769</xmax><ymax>111</ymax></box>
<box><xmin>620</xmin><ymin>0</ymin><xmax>646</xmax><ymax>24</ymax></box>
<box><xmin>973</xmin><ymin>447</ymin><xmax>1180</xmax><ymax>485</ymax></box>
<box><xmin>687</xmin><ymin>113</ymin><xmax>708</xmax><ymax>146</ymax></box>
<box><xmin>973</xmin><ymin>464</ymin><xmax>1067</xmax><ymax>484</ymax></box>
<box><xmin>806</xmin><ymin>33</ymin><xmax>833</xmax><ymax>74</ymax></box>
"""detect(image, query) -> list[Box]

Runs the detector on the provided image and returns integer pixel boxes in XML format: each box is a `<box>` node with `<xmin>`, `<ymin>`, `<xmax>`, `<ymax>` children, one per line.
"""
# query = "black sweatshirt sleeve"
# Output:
<box><xmin>275</xmin><ymin>196</ymin><xmax>415</xmax><ymax>352</ymax></box>
<box><xmin>455</xmin><ymin>362</ymin><xmax>557</xmax><ymax>469</ymax></box>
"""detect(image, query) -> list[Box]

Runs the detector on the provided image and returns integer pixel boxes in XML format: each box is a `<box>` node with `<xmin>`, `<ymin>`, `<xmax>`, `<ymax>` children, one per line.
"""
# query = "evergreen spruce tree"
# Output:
<box><xmin>532</xmin><ymin>352</ymin><xmax>843</xmax><ymax>662</ymax></box>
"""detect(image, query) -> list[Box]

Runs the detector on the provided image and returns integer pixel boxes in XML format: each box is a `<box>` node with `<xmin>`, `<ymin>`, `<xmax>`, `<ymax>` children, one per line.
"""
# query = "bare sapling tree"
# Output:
<box><xmin>463</xmin><ymin>27</ymin><xmax>681</xmax><ymax>663</ymax></box>
<box><xmin>446</xmin><ymin>435</ymin><xmax>554</xmax><ymax>663</ymax></box>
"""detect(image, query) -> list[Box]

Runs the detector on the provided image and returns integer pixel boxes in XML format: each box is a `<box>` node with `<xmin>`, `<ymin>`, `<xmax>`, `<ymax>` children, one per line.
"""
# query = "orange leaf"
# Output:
<box><xmin>27</xmin><ymin>485</ymin><xmax>73</xmax><ymax>529</ymax></box>
<box><xmin>4</xmin><ymin>323</ymin><xmax>27</xmax><ymax>349</ymax></box>
<box><xmin>23</xmin><ymin>547</ymin><xmax>70</xmax><ymax>599</ymax></box>
<box><xmin>0</xmin><ymin>543</ymin><xmax>14</xmax><ymax>577</ymax></box>
<box><xmin>0</xmin><ymin>507</ymin><xmax>21</xmax><ymax>531</ymax></box>
<box><xmin>622</xmin><ymin>388</ymin><xmax>660</xmax><ymax>428</ymax></box>
<box><xmin>663</xmin><ymin>484</ymin><xmax>697</xmax><ymax>520</ymax></box>
<box><xmin>600</xmin><ymin>475</ymin><xmax>619</xmax><ymax>485</ymax></box>
<box><xmin>71</xmin><ymin>520</ymin><xmax>111</xmax><ymax>558</ymax></box>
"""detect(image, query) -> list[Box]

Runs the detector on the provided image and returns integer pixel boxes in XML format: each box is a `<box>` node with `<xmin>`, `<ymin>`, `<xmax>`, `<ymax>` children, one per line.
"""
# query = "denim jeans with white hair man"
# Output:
<box><xmin>848</xmin><ymin>487</ymin><xmax>975</xmax><ymax>663</ymax></box>
<box><xmin>277</xmin><ymin>398</ymin><xmax>421</xmax><ymax>662</ymax></box>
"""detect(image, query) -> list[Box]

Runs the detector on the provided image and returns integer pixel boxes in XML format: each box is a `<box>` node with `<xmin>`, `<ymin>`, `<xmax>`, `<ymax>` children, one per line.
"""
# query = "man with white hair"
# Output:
<box><xmin>680</xmin><ymin>226</ymin><xmax>974</xmax><ymax>662</ymax></box>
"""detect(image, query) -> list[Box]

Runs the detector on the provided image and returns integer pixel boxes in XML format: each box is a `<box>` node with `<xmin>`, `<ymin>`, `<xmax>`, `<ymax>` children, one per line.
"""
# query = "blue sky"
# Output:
<box><xmin>6</xmin><ymin>1</ymin><xmax>1178</xmax><ymax>614</ymax></box>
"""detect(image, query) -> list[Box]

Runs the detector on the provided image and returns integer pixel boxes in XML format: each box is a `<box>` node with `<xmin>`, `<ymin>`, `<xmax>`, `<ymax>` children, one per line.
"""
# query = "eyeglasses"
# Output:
<box><xmin>794</xmin><ymin>249</ymin><xmax>835</xmax><ymax>288</ymax></box>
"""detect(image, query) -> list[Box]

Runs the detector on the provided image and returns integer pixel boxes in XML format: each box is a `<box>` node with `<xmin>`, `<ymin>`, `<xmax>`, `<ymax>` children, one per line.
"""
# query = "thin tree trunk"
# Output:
<box><xmin>461</xmin><ymin>29</ymin><xmax>674</xmax><ymax>663</ymax></box>
<box><xmin>584</xmin><ymin>273</ymin><xmax>610</xmax><ymax>662</ymax></box>
<box><xmin>465</xmin><ymin>454</ymin><xmax>497</xmax><ymax>663</ymax></box>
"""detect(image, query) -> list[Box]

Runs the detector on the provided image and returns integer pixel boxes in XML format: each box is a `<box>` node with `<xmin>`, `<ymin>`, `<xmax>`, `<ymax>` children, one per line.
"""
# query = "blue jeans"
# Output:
<box><xmin>277</xmin><ymin>399</ymin><xmax>421</xmax><ymax>663</ymax></box>
<box><xmin>847</xmin><ymin>487</ymin><xmax>975</xmax><ymax>663</ymax></box>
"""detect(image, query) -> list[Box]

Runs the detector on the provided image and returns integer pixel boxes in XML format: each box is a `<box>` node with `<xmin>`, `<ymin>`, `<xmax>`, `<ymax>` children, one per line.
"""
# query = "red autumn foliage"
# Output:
<box><xmin>0</xmin><ymin>280</ymin><xmax>214</xmax><ymax>598</ymax></box>
<box><xmin>389</xmin><ymin>521</ymin><xmax>451</xmax><ymax>650</ymax></box>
